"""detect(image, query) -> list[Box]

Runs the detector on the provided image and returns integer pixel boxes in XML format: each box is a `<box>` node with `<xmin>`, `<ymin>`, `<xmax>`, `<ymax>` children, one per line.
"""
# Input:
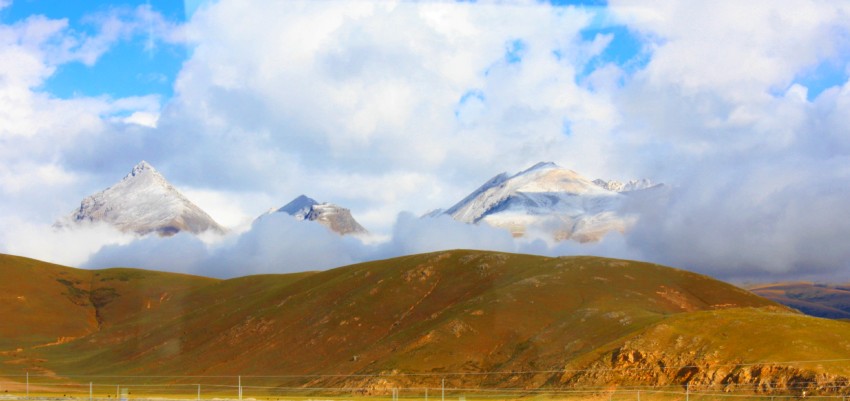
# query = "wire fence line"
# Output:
<box><xmin>5</xmin><ymin>358</ymin><xmax>850</xmax><ymax>379</ymax></box>
<box><xmin>1</xmin><ymin>358</ymin><xmax>848</xmax><ymax>401</ymax></box>
<box><xmin>1</xmin><ymin>379</ymin><xmax>849</xmax><ymax>401</ymax></box>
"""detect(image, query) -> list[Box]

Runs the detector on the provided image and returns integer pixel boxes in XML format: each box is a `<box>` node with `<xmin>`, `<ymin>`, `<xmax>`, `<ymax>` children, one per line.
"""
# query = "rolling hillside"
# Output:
<box><xmin>1</xmin><ymin>251</ymin><xmax>848</xmax><ymax>396</ymax></box>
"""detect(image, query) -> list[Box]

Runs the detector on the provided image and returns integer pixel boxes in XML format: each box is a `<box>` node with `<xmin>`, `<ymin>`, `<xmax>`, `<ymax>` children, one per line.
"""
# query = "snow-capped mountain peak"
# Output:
<box><xmin>57</xmin><ymin>161</ymin><xmax>225</xmax><ymax>236</ymax></box>
<box><xmin>444</xmin><ymin>162</ymin><xmax>616</xmax><ymax>225</ymax></box>
<box><xmin>438</xmin><ymin>162</ymin><xmax>660</xmax><ymax>242</ymax></box>
<box><xmin>267</xmin><ymin>195</ymin><xmax>368</xmax><ymax>236</ymax></box>
<box><xmin>130</xmin><ymin>160</ymin><xmax>155</xmax><ymax>176</ymax></box>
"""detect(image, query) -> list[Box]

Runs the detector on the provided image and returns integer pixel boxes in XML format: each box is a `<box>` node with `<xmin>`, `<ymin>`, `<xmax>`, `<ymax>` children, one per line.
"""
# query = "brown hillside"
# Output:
<box><xmin>3</xmin><ymin>251</ymin><xmax>848</xmax><ymax>396</ymax></box>
<box><xmin>0</xmin><ymin>254</ymin><xmax>216</xmax><ymax>358</ymax></box>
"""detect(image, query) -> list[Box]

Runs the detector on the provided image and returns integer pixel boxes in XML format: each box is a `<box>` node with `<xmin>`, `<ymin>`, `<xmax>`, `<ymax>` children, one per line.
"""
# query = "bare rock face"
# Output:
<box><xmin>560</xmin><ymin>324</ymin><xmax>850</xmax><ymax>397</ymax></box>
<box><xmin>272</xmin><ymin>194</ymin><xmax>368</xmax><ymax>236</ymax></box>
<box><xmin>56</xmin><ymin>161</ymin><xmax>225</xmax><ymax>236</ymax></box>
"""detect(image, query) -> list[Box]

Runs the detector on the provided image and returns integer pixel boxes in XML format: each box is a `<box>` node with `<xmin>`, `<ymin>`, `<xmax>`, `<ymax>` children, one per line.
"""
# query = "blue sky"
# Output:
<box><xmin>1</xmin><ymin>0</ymin><xmax>189</xmax><ymax>100</ymax></box>
<box><xmin>1</xmin><ymin>0</ymin><xmax>850</xmax><ymax>280</ymax></box>
<box><xmin>0</xmin><ymin>1</ymin><xmax>663</xmax><ymax>102</ymax></box>
<box><xmin>5</xmin><ymin>1</ymin><xmax>844</xmax><ymax>104</ymax></box>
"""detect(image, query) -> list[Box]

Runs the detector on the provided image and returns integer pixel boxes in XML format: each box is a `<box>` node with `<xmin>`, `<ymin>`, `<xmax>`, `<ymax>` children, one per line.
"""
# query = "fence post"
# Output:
<box><xmin>238</xmin><ymin>376</ymin><xmax>242</xmax><ymax>401</ymax></box>
<box><xmin>425</xmin><ymin>387</ymin><xmax>428</xmax><ymax>401</ymax></box>
<box><xmin>198</xmin><ymin>384</ymin><xmax>201</xmax><ymax>401</ymax></box>
<box><xmin>90</xmin><ymin>382</ymin><xmax>93</xmax><ymax>401</ymax></box>
<box><xmin>686</xmin><ymin>382</ymin><xmax>690</xmax><ymax>401</ymax></box>
<box><xmin>26</xmin><ymin>371</ymin><xmax>29</xmax><ymax>400</ymax></box>
<box><xmin>441</xmin><ymin>378</ymin><xmax>445</xmax><ymax>401</ymax></box>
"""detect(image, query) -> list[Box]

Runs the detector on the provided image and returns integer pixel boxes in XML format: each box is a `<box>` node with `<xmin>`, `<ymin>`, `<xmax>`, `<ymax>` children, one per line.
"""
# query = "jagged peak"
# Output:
<box><xmin>277</xmin><ymin>195</ymin><xmax>319</xmax><ymax>215</ymax></box>
<box><xmin>124</xmin><ymin>160</ymin><xmax>167</xmax><ymax>183</ymax></box>
<box><xmin>130</xmin><ymin>160</ymin><xmax>154</xmax><ymax>174</ymax></box>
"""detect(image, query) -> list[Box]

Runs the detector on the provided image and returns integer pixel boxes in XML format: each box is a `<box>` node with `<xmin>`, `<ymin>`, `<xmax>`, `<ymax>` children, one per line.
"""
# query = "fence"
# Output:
<box><xmin>1</xmin><ymin>374</ymin><xmax>849</xmax><ymax>401</ymax></box>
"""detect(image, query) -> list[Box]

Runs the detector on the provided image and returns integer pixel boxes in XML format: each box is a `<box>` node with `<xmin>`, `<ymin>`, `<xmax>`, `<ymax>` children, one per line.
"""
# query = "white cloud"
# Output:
<box><xmin>0</xmin><ymin>218</ymin><xmax>136</xmax><ymax>267</ymax></box>
<box><xmin>121</xmin><ymin>111</ymin><xmax>159</xmax><ymax>128</ymax></box>
<box><xmin>0</xmin><ymin>5</ymin><xmax>179</xmax><ymax>227</ymax></box>
<box><xmin>155</xmin><ymin>0</ymin><xmax>621</xmax><ymax>231</ymax></box>
<box><xmin>600</xmin><ymin>0</ymin><xmax>850</xmax><ymax>279</ymax></box>
<box><xmin>2</xmin><ymin>0</ymin><xmax>850</xmax><ymax>282</ymax></box>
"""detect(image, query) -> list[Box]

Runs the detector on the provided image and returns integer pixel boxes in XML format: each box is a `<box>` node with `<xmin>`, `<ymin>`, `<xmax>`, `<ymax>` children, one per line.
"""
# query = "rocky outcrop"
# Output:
<box><xmin>559</xmin><ymin>341</ymin><xmax>850</xmax><ymax>396</ymax></box>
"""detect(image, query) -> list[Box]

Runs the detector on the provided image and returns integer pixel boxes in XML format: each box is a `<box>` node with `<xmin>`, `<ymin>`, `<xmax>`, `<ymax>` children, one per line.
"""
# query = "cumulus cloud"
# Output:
<box><xmin>603</xmin><ymin>0</ymin><xmax>850</xmax><ymax>280</ymax></box>
<box><xmin>74</xmin><ymin>209</ymin><xmax>644</xmax><ymax>280</ymax></box>
<box><xmin>2</xmin><ymin>0</ymin><xmax>850</xmax><ymax>282</ymax></box>
<box><xmin>0</xmin><ymin>4</ymin><xmax>183</xmax><ymax>229</ymax></box>
<box><xmin>0</xmin><ymin>218</ymin><xmax>136</xmax><ymax>267</ymax></box>
<box><xmin>149</xmin><ymin>1</ymin><xmax>617</xmax><ymax>231</ymax></box>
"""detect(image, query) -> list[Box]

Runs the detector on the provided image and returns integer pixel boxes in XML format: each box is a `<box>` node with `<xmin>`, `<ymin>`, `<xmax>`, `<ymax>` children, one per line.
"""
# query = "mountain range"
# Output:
<box><xmin>56</xmin><ymin>162</ymin><xmax>368</xmax><ymax>237</ymax></box>
<box><xmin>56</xmin><ymin>161</ymin><xmax>660</xmax><ymax>242</ymax></box>
<box><xmin>749</xmin><ymin>282</ymin><xmax>850</xmax><ymax>319</ymax></box>
<box><xmin>1</xmin><ymin>251</ymin><xmax>848</xmax><ymax>397</ymax></box>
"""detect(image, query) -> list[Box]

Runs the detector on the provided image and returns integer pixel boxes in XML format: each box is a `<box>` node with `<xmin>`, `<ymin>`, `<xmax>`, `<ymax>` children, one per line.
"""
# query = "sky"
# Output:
<box><xmin>1</xmin><ymin>0</ymin><xmax>849</xmax><ymax>281</ymax></box>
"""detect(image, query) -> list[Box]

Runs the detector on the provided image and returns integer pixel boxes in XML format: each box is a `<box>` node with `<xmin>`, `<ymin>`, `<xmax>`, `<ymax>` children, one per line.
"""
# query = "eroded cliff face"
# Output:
<box><xmin>558</xmin><ymin>328</ymin><xmax>850</xmax><ymax>396</ymax></box>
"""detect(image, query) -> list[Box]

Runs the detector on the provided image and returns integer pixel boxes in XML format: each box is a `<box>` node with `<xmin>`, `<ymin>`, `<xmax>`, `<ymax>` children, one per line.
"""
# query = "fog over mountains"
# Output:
<box><xmin>2</xmin><ymin>1</ymin><xmax>849</xmax><ymax>293</ymax></box>
<box><xmin>58</xmin><ymin>161</ymin><xmax>660</xmax><ymax>245</ymax></box>
<box><xmin>47</xmin><ymin>160</ymin><xmax>666</xmax><ymax>278</ymax></box>
<box><xmin>32</xmin><ymin>157</ymin><xmax>850</xmax><ymax>283</ymax></box>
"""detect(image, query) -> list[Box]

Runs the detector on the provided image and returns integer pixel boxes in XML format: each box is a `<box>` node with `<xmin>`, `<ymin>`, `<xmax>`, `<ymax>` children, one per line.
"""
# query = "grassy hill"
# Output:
<box><xmin>1</xmin><ymin>251</ymin><xmax>848</xmax><ymax>396</ymax></box>
<box><xmin>749</xmin><ymin>282</ymin><xmax>850</xmax><ymax>319</ymax></box>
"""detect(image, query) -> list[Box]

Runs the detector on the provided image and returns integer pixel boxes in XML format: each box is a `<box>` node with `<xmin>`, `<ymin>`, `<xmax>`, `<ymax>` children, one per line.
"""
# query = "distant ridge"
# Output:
<box><xmin>56</xmin><ymin>161</ymin><xmax>225</xmax><ymax>236</ymax></box>
<box><xmin>749</xmin><ymin>282</ymin><xmax>850</xmax><ymax>319</ymax></box>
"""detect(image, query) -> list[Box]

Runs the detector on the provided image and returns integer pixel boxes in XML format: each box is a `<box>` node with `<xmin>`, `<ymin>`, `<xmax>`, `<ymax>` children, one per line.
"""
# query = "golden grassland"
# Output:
<box><xmin>1</xmin><ymin>251</ymin><xmax>849</xmax><ymax>397</ymax></box>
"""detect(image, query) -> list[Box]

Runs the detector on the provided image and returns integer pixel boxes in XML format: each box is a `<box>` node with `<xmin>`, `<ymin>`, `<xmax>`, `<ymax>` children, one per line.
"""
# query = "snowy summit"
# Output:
<box><xmin>56</xmin><ymin>161</ymin><xmax>226</xmax><ymax>236</ymax></box>
<box><xmin>267</xmin><ymin>195</ymin><xmax>368</xmax><ymax>236</ymax></box>
<box><xmin>438</xmin><ymin>162</ymin><xmax>661</xmax><ymax>242</ymax></box>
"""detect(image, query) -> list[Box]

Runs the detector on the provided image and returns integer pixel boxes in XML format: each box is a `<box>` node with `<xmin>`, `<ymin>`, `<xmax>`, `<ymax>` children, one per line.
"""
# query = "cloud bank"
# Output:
<box><xmin>82</xmin><ymin>211</ymin><xmax>646</xmax><ymax>279</ymax></box>
<box><xmin>1</xmin><ymin>1</ymin><xmax>850</xmax><ymax>281</ymax></box>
